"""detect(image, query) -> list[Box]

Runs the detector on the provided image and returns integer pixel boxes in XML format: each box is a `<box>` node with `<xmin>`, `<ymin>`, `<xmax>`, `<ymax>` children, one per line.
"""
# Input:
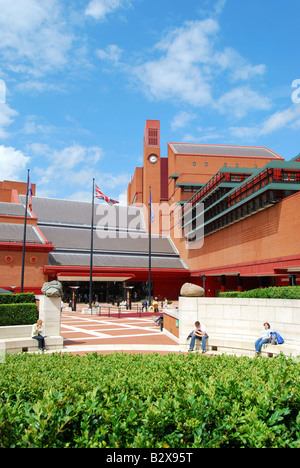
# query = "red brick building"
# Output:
<box><xmin>128</xmin><ymin>120</ymin><xmax>300</xmax><ymax>295</ymax></box>
<box><xmin>1</xmin><ymin>120</ymin><xmax>300</xmax><ymax>299</ymax></box>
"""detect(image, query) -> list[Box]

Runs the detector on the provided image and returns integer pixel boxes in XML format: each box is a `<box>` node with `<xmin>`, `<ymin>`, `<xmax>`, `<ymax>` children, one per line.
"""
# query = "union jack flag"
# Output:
<box><xmin>95</xmin><ymin>184</ymin><xmax>119</xmax><ymax>206</ymax></box>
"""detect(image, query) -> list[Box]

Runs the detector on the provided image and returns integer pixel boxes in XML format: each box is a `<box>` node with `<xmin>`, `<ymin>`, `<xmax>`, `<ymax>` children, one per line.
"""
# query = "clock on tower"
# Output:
<box><xmin>143</xmin><ymin>120</ymin><xmax>161</xmax><ymax>206</ymax></box>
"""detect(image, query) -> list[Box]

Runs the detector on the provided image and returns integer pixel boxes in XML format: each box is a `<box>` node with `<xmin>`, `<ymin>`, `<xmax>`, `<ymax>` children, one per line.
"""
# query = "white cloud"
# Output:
<box><xmin>214</xmin><ymin>0</ymin><xmax>227</xmax><ymax>15</ymax></box>
<box><xmin>85</xmin><ymin>0</ymin><xmax>132</xmax><ymax>20</ymax></box>
<box><xmin>216</xmin><ymin>86</ymin><xmax>272</xmax><ymax>119</ymax></box>
<box><xmin>230</xmin><ymin>104</ymin><xmax>300</xmax><ymax>139</ymax></box>
<box><xmin>259</xmin><ymin>104</ymin><xmax>300</xmax><ymax>135</ymax></box>
<box><xmin>96</xmin><ymin>45</ymin><xmax>124</xmax><ymax>64</ymax></box>
<box><xmin>35</xmin><ymin>144</ymin><xmax>103</xmax><ymax>186</ymax></box>
<box><xmin>171</xmin><ymin>111</ymin><xmax>197</xmax><ymax>131</ymax></box>
<box><xmin>32</xmin><ymin>142</ymin><xmax>130</xmax><ymax>201</ymax></box>
<box><xmin>132</xmin><ymin>19</ymin><xmax>267</xmax><ymax>112</ymax></box>
<box><xmin>52</xmin><ymin>144</ymin><xmax>102</xmax><ymax>170</ymax></box>
<box><xmin>0</xmin><ymin>145</ymin><xmax>30</xmax><ymax>180</ymax></box>
<box><xmin>0</xmin><ymin>0</ymin><xmax>74</xmax><ymax>77</ymax></box>
<box><xmin>134</xmin><ymin>19</ymin><xmax>218</xmax><ymax>107</ymax></box>
<box><xmin>214</xmin><ymin>48</ymin><xmax>266</xmax><ymax>82</ymax></box>
<box><xmin>0</xmin><ymin>103</ymin><xmax>18</xmax><ymax>138</ymax></box>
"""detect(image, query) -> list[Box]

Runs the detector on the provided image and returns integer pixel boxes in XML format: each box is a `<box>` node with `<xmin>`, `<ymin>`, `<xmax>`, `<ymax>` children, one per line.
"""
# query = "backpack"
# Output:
<box><xmin>270</xmin><ymin>332</ymin><xmax>284</xmax><ymax>345</ymax></box>
<box><xmin>270</xmin><ymin>332</ymin><xmax>278</xmax><ymax>345</ymax></box>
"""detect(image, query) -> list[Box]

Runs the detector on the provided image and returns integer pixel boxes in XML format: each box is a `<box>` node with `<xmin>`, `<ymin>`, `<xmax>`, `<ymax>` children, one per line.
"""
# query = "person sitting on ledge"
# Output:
<box><xmin>31</xmin><ymin>319</ymin><xmax>46</xmax><ymax>353</ymax></box>
<box><xmin>188</xmin><ymin>321</ymin><xmax>209</xmax><ymax>354</ymax></box>
<box><xmin>255</xmin><ymin>322</ymin><xmax>272</xmax><ymax>356</ymax></box>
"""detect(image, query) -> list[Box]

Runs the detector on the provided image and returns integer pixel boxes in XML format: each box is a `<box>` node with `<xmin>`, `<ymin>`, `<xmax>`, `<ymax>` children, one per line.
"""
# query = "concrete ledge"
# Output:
<box><xmin>0</xmin><ymin>335</ymin><xmax>64</xmax><ymax>354</ymax></box>
<box><xmin>0</xmin><ymin>296</ymin><xmax>63</xmax><ymax>354</ymax></box>
<box><xmin>179</xmin><ymin>297</ymin><xmax>300</xmax><ymax>357</ymax></box>
<box><xmin>181</xmin><ymin>336</ymin><xmax>299</xmax><ymax>357</ymax></box>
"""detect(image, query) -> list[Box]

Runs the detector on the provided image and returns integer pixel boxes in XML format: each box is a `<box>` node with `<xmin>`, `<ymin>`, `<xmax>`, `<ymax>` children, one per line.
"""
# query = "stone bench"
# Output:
<box><xmin>0</xmin><ymin>325</ymin><xmax>63</xmax><ymax>354</ymax></box>
<box><xmin>182</xmin><ymin>335</ymin><xmax>299</xmax><ymax>358</ymax></box>
<box><xmin>0</xmin><ymin>336</ymin><xmax>64</xmax><ymax>354</ymax></box>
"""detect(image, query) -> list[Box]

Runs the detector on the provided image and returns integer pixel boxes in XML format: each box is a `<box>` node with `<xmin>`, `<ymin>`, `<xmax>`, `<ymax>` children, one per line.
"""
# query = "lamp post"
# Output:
<box><xmin>200</xmin><ymin>275</ymin><xmax>206</xmax><ymax>297</ymax></box>
<box><xmin>124</xmin><ymin>286</ymin><xmax>134</xmax><ymax>310</ymax></box>
<box><xmin>69</xmin><ymin>286</ymin><xmax>80</xmax><ymax>312</ymax></box>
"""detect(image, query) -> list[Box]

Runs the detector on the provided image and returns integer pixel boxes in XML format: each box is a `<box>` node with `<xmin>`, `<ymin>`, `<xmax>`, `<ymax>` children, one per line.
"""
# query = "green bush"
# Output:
<box><xmin>0</xmin><ymin>293</ymin><xmax>36</xmax><ymax>305</ymax></box>
<box><xmin>0</xmin><ymin>303</ymin><xmax>38</xmax><ymax>326</ymax></box>
<box><xmin>219</xmin><ymin>286</ymin><xmax>300</xmax><ymax>299</ymax></box>
<box><xmin>0</xmin><ymin>353</ymin><xmax>299</xmax><ymax>448</ymax></box>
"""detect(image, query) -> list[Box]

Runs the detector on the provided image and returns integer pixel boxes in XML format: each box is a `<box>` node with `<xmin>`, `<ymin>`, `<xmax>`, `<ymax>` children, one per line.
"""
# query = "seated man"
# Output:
<box><xmin>188</xmin><ymin>321</ymin><xmax>209</xmax><ymax>353</ymax></box>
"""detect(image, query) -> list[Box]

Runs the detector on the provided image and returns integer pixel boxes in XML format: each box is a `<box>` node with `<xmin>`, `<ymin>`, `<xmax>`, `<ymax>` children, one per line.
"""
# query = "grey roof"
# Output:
<box><xmin>169</xmin><ymin>143</ymin><xmax>283</xmax><ymax>159</ymax></box>
<box><xmin>39</xmin><ymin>225</ymin><xmax>176</xmax><ymax>254</ymax></box>
<box><xmin>20</xmin><ymin>196</ymin><xmax>145</xmax><ymax>231</ymax></box>
<box><xmin>0</xmin><ymin>224</ymin><xmax>44</xmax><ymax>244</ymax></box>
<box><xmin>0</xmin><ymin>202</ymin><xmax>27</xmax><ymax>217</ymax></box>
<box><xmin>50</xmin><ymin>252</ymin><xmax>186</xmax><ymax>270</ymax></box>
<box><xmin>13</xmin><ymin>195</ymin><xmax>188</xmax><ymax>271</ymax></box>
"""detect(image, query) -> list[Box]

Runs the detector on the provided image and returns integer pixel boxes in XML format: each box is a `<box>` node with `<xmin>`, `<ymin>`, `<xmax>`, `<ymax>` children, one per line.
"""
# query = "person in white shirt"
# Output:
<box><xmin>255</xmin><ymin>322</ymin><xmax>271</xmax><ymax>355</ymax></box>
<box><xmin>31</xmin><ymin>319</ymin><xmax>46</xmax><ymax>352</ymax></box>
<box><xmin>188</xmin><ymin>321</ymin><xmax>209</xmax><ymax>353</ymax></box>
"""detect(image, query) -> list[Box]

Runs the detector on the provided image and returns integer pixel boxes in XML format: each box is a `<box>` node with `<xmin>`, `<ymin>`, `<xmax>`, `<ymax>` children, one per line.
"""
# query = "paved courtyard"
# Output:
<box><xmin>59</xmin><ymin>312</ymin><xmax>179</xmax><ymax>355</ymax></box>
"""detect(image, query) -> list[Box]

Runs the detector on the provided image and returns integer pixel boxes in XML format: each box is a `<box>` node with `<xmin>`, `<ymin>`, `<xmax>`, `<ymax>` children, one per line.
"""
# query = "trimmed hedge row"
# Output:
<box><xmin>219</xmin><ymin>286</ymin><xmax>300</xmax><ymax>299</ymax></box>
<box><xmin>0</xmin><ymin>293</ymin><xmax>36</xmax><ymax>304</ymax></box>
<box><xmin>0</xmin><ymin>304</ymin><xmax>38</xmax><ymax>326</ymax></box>
<box><xmin>0</xmin><ymin>353</ymin><xmax>299</xmax><ymax>448</ymax></box>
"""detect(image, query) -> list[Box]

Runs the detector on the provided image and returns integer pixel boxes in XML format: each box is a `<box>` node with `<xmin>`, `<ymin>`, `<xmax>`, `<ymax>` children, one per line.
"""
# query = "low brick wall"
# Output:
<box><xmin>163</xmin><ymin>311</ymin><xmax>179</xmax><ymax>339</ymax></box>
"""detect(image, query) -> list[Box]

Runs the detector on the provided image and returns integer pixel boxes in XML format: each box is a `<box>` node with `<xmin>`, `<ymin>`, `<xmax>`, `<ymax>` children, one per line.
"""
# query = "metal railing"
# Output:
<box><xmin>93</xmin><ymin>305</ymin><xmax>162</xmax><ymax>318</ymax></box>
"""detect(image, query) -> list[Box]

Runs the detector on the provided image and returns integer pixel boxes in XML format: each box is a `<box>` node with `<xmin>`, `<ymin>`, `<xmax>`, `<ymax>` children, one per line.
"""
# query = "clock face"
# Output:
<box><xmin>149</xmin><ymin>154</ymin><xmax>158</xmax><ymax>164</ymax></box>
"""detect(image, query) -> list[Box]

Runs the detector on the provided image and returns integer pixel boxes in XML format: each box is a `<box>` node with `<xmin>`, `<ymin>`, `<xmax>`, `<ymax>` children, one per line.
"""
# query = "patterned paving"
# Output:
<box><xmin>59</xmin><ymin>312</ymin><xmax>179</xmax><ymax>355</ymax></box>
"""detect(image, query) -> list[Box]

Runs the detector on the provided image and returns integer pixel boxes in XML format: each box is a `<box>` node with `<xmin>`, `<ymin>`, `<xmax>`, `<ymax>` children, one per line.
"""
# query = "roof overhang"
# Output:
<box><xmin>57</xmin><ymin>274</ymin><xmax>135</xmax><ymax>282</ymax></box>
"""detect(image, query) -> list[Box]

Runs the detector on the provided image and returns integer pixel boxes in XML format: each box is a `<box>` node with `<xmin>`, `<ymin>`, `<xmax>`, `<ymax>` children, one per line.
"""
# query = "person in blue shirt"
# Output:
<box><xmin>255</xmin><ymin>322</ymin><xmax>271</xmax><ymax>356</ymax></box>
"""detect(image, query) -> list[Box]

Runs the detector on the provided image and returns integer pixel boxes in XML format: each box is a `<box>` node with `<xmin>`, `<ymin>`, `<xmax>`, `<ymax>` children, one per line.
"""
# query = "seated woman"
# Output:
<box><xmin>31</xmin><ymin>319</ymin><xmax>46</xmax><ymax>353</ymax></box>
<box><xmin>255</xmin><ymin>322</ymin><xmax>271</xmax><ymax>356</ymax></box>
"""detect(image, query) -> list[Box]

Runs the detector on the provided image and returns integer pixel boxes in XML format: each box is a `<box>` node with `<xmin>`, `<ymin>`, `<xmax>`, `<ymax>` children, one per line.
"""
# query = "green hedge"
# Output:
<box><xmin>219</xmin><ymin>286</ymin><xmax>300</xmax><ymax>299</ymax></box>
<box><xmin>0</xmin><ymin>303</ymin><xmax>38</xmax><ymax>326</ymax></box>
<box><xmin>0</xmin><ymin>353</ymin><xmax>299</xmax><ymax>448</ymax></box>
<box><xmin>0</xmin><ymin>293</ymin><xmax>36</xmax><ymax>305</ymax></box>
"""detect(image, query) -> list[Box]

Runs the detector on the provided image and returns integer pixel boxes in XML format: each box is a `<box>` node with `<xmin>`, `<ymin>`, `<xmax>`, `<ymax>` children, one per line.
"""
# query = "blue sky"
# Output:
<box><xmin>0</xmin><ymin>0</ymin><xmax>299</xmax><ymax>204</ymax></box>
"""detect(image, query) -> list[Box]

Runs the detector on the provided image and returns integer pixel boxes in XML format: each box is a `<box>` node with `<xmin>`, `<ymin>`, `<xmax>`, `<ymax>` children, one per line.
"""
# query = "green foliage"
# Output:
<box><xmin>219</xmin><ymin>286</ymin><xmax>300</xmax><ymax>299</ymax></box>
<box><xmin>0</xmin><ymin>353</ymin><xmax>299</xmax><ymax>448</ymax></box>
<box><xmin>0</xmin><ymin>303</ymin><xmax>38</xmax><ymax>326</ymax></box>
<box><xmin>0</xmin><ymin>293</ymin><xmax>36</xmax><ymax>304</ymax></box>
<box><xmin>0</xmin><ymin>293</ymin><xmax>37</xmax><ymax>326</ymax></box>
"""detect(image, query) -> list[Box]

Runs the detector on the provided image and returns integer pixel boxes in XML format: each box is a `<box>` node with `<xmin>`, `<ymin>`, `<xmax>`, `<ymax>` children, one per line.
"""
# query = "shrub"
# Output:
<box><xmin>219</xmin><ymin>286</ymin><xmax>300</xmax><ymax>299</ymax></box>
<box><xmin>0</xmin><ymin>353</ymin><xmax>299</xmax><ymax>448</ymax></box>
<box><xmin>0</xmin><ymin>293</ymin><xmax>36</xmax><ymax>305</ymax></box>
<box><xmin>0</xmin><ymin>303</ymin><xmax>38</xmax><ymax>326</ymax></box>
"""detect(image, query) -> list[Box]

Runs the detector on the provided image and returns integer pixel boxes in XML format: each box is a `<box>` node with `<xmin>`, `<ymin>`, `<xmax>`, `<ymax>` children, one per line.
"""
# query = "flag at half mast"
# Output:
<box><xmin>149</xmin><ymin>189</ymin><xmax>155</xmax><ymax>223</ymax></box>
<box><xmin>95</xmin><ymin>184</ymin><xmax>119</xmax><ymax>206</ymax></box>
<box><xmin>27</xmin><ymin>173</ymin><xmax>33</xmax><ymax>211</ymax></box>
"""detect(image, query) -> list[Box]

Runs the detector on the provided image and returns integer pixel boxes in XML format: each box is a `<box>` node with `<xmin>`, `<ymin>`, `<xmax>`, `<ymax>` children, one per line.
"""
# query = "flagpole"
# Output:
<box><xmin>148</xmin><ymin>186</ymin><xmax>152</xmax><ymax>309</ymax></box>
<box><xmin>89</xmin><ymin>178</ymin><xmax>95</xmax><ymax>310</ymax></box>
<box><xmin>21</xmin><ymin>169</ymin><xmax>30</xmax><ymax>293</ymax></box>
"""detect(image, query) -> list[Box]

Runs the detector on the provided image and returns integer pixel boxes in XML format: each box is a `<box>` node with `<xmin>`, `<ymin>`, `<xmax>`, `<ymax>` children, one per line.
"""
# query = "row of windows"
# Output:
<box><xmin>204</xmin><ymin>191</ymin><xmax>284</xmax><ymax>236</ymax></box>
<box><xmin>183</xmin><ymin>190</ymin><xmax>286</xmax><ymax>240</ymax></box>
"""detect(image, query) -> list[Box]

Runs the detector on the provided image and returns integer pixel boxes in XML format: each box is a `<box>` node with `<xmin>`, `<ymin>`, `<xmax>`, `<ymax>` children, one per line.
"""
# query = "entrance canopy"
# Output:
<box><xmin>57</xmin><ymin>275</ymin><xmax>134</xmax><ymax>282</ymax></box>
